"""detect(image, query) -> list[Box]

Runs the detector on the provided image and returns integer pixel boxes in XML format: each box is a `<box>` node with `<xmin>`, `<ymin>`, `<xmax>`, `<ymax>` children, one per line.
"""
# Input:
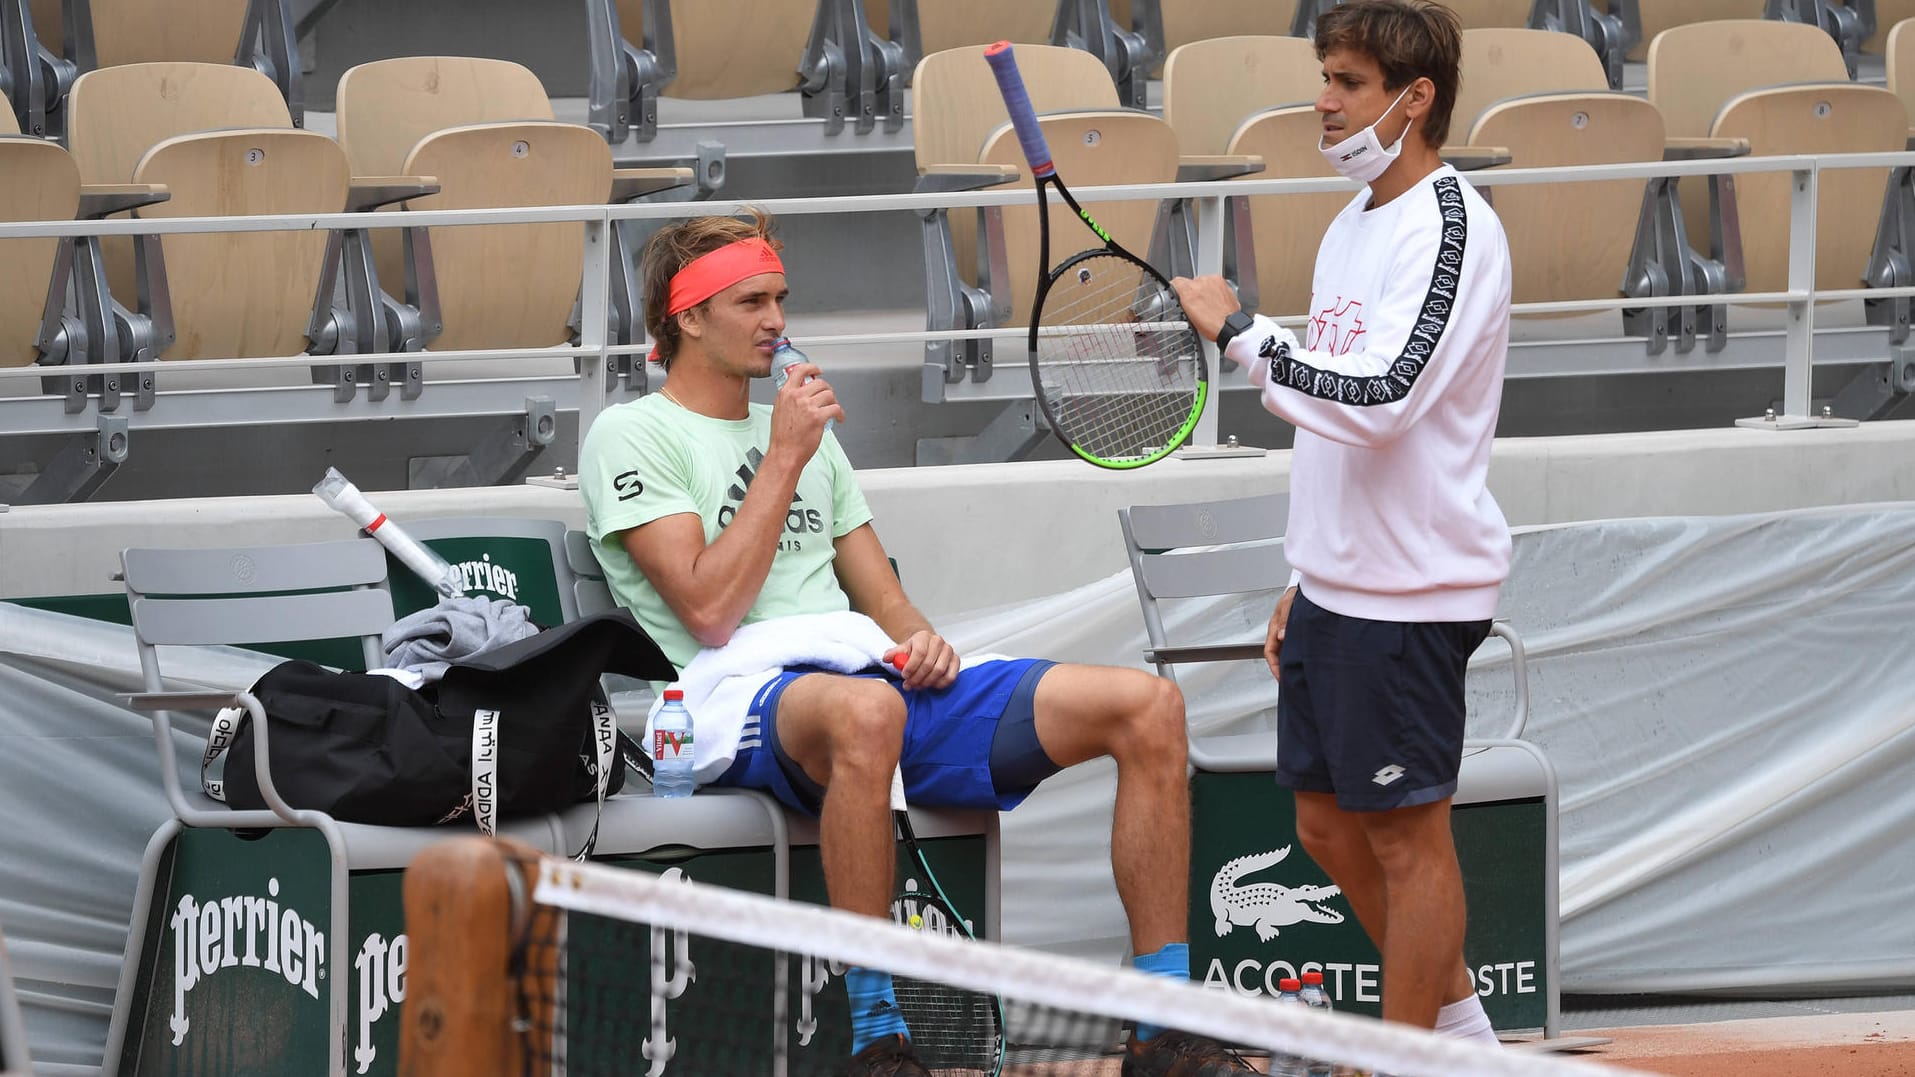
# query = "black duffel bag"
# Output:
<box><xmin>207</xmin><ymin>609</ymin><xmax>673</xmax><ymax>836</ymax></box>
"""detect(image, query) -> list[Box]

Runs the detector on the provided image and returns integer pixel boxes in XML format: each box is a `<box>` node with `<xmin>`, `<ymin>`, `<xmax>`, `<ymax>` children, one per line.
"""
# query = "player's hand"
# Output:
<box><xmin>768</xmin><ymin>362</ymin><xmax>844</xmax><ymax>459</ymax></box>
<box><xmin>885</xmin><ymin>630</ymin><xmax>959</xmax><ymax>691</ymax></box>
<box><xmin>1264</xmin><ymin>586</ymin><xmax>1298</xmax><ymax>681</ymax></box>
<box><xmin>1169</xmin><ymin>274</ymin><xmax>1241</xmax><ymax>344</ymax></box>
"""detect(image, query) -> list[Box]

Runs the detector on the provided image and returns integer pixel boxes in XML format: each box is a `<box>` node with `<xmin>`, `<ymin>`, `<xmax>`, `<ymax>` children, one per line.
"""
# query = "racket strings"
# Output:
<box><xmin>1035</xmin><ymin>254</ymin><xmax>1203</xmax><ymax>464</ymax></box>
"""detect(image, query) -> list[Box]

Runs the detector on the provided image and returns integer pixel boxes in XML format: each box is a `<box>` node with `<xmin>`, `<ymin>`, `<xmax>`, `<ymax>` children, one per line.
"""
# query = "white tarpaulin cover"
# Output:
<box><xmin>1</xmin><ymin>501</ymin><xmax>1912</xmax><ymax>1070</ymax></box>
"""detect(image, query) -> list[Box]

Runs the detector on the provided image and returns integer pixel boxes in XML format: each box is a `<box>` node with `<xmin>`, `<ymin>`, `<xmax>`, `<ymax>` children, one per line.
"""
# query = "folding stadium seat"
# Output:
<box><xmin>1649</xmin><ymin>20</ymin><xmax>1907</xmax><ymax>302</ymax></box>
<box><xmin>1454</xmin><ymin>27</ymin><xmax>1610</xmax><ymax>137</ymax></box>
<box><xmin>63</xmin><ymin>63</ymin><xmax>347</xmax><ymax>365</ymax></box>
<box><xmin>24</xmin><ymin>0</ymin><xmax>300</xmax><ymax>135</ymax></box>
<box><xmin>912</xmin><ymin>42</ymin><xmax>1254</xmax><ymax>400</ymax></box>
<box><xmin>0</xmin><ymin>90</ymin><xmax>79</xmax><ymax>372</ymax></box>
<box><xmin>335</xmin><ymin>56</ymin><xmax>689</xmax><ymax>364</ymax></box>
<box><xmin>1865</xmin><ymin>2</ymin><xmax>1915</xmax><ymax>53</ymax></box>
<box><xmin>891</xmin><ymin>0</ymin><xmax>1152</xmax><ymax>107</ymax></box>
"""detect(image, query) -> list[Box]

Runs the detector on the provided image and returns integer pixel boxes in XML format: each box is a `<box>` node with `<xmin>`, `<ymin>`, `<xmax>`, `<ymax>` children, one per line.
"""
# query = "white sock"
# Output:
<box><xmin>1434</xmin><ymin>994</ymin><xmax>1499</xmax><ymax>1047</ymax></box>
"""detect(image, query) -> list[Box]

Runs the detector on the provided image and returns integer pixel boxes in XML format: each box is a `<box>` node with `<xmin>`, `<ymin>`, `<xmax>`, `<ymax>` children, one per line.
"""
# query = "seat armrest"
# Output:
<box><xmin>1439</xmin><ymin>145</ymin><xmax>1511</xmax><ymax>171</ymax></box>
<box><xmin>79</xmin><ymin>184</ymin><xmax>170</xmax><ymax>218</ymax></box>
<box><xmin>1177</xmin><ymin>154</ymin><xmax>1264</xmax><ymax>182</ymax></box>
<box><xmin>123</xmin><ymin>690</ymin><xmax>242</xmax><ymax>711</ymax></box>
<box><xmin>611</xmin><ymin>166</ymin><xmax>694</xmax><ymax>202</ymax></box>
<box><xmin>1663</xmin><ymin>137</ymin><xmax>1749</xmax><ymax>161</ymax></box>
<box><xmin>346</xmin><ymin>176</ymin><xmax>441</xmax><ymax>212</ymax></box>
<box><xmin>1143</xmin><ymin>643</ymin><xmax>1267</xmax><ymax>665</ymax></box>
<box><xmin>914</xmin><ymin>164</ymin><xmax>1020</xmax><ymax>195</ymax></box>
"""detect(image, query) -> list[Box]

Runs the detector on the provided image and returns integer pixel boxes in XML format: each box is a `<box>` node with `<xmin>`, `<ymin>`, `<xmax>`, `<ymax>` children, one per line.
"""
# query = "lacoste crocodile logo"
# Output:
<box><xmin>1210</xmin><ymin>845</ymin><xmax>1345</xmax><ymax>942</ymax></box>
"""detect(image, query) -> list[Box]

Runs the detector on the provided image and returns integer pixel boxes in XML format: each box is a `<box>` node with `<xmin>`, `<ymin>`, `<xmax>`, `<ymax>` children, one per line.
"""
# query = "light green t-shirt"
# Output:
<box><xmin>578</xmin><ymin>393</ymin><xmax>874</xmax><ymax>671</ymax></box>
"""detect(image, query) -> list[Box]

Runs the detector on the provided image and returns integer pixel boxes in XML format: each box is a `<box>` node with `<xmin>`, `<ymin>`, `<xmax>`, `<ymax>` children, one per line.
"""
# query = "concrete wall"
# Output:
<box><xmin>4</xmin><ymin>422</ymin><xmax>1914</xmax><ymax>621</ymax></box>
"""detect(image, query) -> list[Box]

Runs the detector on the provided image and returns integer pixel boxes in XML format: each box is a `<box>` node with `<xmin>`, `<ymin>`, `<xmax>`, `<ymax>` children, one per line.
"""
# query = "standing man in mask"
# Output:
<box><xmin>1172</xmin><ymin>0</ymin><xmax>1512</xmax><ymax>1044</ymax></box>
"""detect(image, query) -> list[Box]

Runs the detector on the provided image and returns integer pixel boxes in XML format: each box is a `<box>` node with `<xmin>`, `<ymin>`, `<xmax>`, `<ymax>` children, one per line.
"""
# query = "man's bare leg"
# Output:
<box><xmin>1359</xmin><ymin>798</ymin><xmax>1469</xmax><ymax>1028</ymax></box>
<box><xmin>774</xmin><ymin>674</ymin><xmax>908</xmax><ymax>919</ymax></box>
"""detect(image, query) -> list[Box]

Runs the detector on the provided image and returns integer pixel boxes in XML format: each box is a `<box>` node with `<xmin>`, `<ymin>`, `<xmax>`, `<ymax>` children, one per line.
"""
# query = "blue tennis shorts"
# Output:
<box><xmin>1276</xmin><ymin>589</ymin><xmax>1492</xmax><ymax>812</ymax></box>
<box><xmin>709</xmin><ymin>658</ymin><xmax>1059</xmax><ymax>816</ymax></box>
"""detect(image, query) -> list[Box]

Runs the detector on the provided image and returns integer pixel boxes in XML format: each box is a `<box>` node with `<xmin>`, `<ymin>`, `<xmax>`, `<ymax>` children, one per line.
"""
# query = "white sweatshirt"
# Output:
<box><xmin>1224</xmin><ymin>166</ymin><xmax>1512</xmax><ymax>623</ymax></box>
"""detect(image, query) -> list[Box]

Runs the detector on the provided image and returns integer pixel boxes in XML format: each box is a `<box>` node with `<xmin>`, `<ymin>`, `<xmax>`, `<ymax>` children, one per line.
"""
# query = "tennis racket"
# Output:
<box><xmin>887</xmin><ymin>759</ymin><xmax>1005</xmax><ymax>1073</ymax></box>
<box><xmin>983</xmin><ymin>41</ymin><xmax>1209</xmax><ymax>470</ymax></box>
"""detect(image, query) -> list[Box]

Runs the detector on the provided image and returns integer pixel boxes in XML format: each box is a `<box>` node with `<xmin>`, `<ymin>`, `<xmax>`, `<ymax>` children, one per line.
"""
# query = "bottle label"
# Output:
<box><xmin>654</xmin><ymin>730</ymin><xmax>692</xmax><ymax>760</ymax></box>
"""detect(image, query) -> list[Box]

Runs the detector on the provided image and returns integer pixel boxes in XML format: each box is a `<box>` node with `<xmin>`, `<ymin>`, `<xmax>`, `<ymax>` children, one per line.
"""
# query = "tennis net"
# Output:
<box><xmin>398</xmin><ymin>837</ymin><xmax>1641</xmax><ymax>1077</ymax></box>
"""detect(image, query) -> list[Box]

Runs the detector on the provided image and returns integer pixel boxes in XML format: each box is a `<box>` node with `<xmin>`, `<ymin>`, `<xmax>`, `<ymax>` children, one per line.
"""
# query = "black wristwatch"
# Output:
<box><xmin>1214</xmin><ymin>310</ymin><xmax>1256</xmax><ymax>354</ymax></box>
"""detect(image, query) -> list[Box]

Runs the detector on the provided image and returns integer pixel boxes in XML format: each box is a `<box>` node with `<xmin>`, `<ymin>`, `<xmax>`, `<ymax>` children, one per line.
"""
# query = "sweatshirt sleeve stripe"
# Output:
<box><xmin>1259</xmin><ymin>175</ymin><xmax>1469</xmax><ymax>407</ymax></box>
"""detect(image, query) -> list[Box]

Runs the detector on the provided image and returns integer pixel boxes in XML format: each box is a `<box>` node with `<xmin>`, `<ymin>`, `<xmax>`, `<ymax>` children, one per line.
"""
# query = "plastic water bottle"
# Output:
<box><xmin>1272</xmin><ymin>978</ymin><xmax>1310</xmax><ymax>1077</ymax></box>
<box><xmin>1299</xmin><ymin>971</ymin><xmax>1335</xmax><ymax>1077</ymax></box>
<box><xmin>770</xmin><ymin>337</ymin><xmax>833</xmax><ymax>431</ymax></box>
<box><xmin>651</xmin><ymin>689</ymin><xmax>695</xmax><ymax>799</ymax></box>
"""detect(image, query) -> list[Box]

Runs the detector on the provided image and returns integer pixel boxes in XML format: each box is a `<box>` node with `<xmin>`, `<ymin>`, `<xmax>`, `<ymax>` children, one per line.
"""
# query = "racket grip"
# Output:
<box><xmin>983</xmin><ymin>41</ymin><xmax>1054</xmax><ymax>177</ymax></box>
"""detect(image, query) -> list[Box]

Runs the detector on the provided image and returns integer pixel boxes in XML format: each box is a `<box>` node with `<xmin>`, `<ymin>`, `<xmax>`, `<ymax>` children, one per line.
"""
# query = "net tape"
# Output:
<box><xmin>530</xmin><ymin>856</ymin><xmax>1644</xmax><ymax>1077</ymax></box>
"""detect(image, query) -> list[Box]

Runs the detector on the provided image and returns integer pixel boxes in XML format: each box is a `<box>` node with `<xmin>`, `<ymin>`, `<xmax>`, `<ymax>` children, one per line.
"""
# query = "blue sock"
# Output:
<box><xmin>845</xmin><ymin>966</ymin><xmax>909</xmax><ymax>1054</ymax></box>
<box><xmin>1131</xmin><ymin>943</ymin><xmax>1190</xmax><ymax>1042</ymax></box>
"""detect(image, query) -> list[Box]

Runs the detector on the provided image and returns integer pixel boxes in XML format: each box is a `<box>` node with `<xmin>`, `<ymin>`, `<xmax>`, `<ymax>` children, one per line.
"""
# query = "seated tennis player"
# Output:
<box><xmin>578</xmin><ymin>210</ymin><xmax>1254</xmax><ymax>1077</ymax></box>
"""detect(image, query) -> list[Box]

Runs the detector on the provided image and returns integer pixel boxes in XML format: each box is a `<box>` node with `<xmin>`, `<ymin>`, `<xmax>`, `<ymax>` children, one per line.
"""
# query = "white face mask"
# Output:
<box><xmin>1319</xmin><ymin>85</ymin><xmax>1414</xmax><ymax>184</ymax></box>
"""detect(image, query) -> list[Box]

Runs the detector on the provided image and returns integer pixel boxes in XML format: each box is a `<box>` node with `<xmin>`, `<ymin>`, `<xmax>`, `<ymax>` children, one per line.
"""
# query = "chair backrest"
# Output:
<box><xmin>28</xmin><ymin>0</ymin><xmax>59</xmax><ymax>53</ymax></box>
<box><xmin>122</xmin><ymin>538</ymin><xmax>396</xmax><ymax>678</ymax></box>
<box><xmin>1155</xmin><ymin>2</ymin><xmax>1301</xmax><ymax>75</ymax></box>
<box><xmin>1711</xmin><ymin>83</ymin><xmax>1908</xmax><ymax>294</ymax></box>
<box><xmin>400</xmin><ymin>121</ymin><xmax>613</xmax><ymax>351</ymax></box>
<box><xmin>564</xmin><ymin>528</ymin><xmax>621</xmax><ymax>619</ymax></box>
<box><xmin>1865</xmin><ymin>4</ymin><xmax>1915</xmax><ymax>53</ymax></box>
<box><xmin>1647</xmin><ymin>19</ymin><xmax>1848</xmax><ymax>140</ymax></box>
<box><xmin>1469</xmin><ymin>92</ymin><xmax>1666</xmax><ymax>306</ymax></box>
<box><xmin>334</xmin><ymin>56</ymin><xmax>555</xmax><ymax>179</ymax></box>
<box><xmin>978</xmin><ymin>109</ymin><xmax>1181</xmax><ymax>328</ymax></box>
<box><xmin>396</xmin><ymin>516</ymin><xmax>579</xmax><ymax>626</ymax></box>
<box><xmin>1226</xmin><ymin>104</ymin><xmax>1351</xmax><ymax>317</ymax></box>
<box><xmin>616</xmin><ymin>0</ymin><xmax>811</xmax><ymax>99</ymax></box>
<box><xmin>1117</xmin><ymin>492</ymin><xmax>1291</xmax><ymax>679</ymax></box>
<box><xmin>65</xmin><ymin>61</ymin><xmax>294</xmax><ymax>311</ymax></box>
<box><xmin>131</xmin><ymin>128</ymin><xmax>348</xmax><ymax>360</ymax></box>
<box><xmin>1162</xmin><ymin>35</ymin><xmax>1320</xmax><ymax>155</ymax></box>
<box><xmin>914</xmin><ymin>0</ymin><xmax>1056</xmax><ymax>56</ymax></box>
<box><xmin>1442</xmin><ymin>0</ymin><xmax>1534</xmax><ymax>28</ymax></box>
<box><xmin>85</xmin><ymin>0</ymin><xmax>251</xmax><ymax>67</ymax></box>
<box><xmin>1454</xmin><ymin>27</ymin><xmax>1608</xmax><ymax>138</ymax></box>
<box><xmin>0</xmin><ymin>132</ymin><xmax>80</xmax><ymax>368</ymax></box>
<box><xmin>1887</xmin><ymin>18</ymin><xmax>1915</xmax><ymax>118</ymax></box>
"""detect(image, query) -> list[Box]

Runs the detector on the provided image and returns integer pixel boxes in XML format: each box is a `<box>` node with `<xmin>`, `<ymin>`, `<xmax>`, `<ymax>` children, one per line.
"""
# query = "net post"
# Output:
<box><xmin>399</xmin><ymin>836</ymin><xmax>547</xmax><ymax>1077</ymax></box>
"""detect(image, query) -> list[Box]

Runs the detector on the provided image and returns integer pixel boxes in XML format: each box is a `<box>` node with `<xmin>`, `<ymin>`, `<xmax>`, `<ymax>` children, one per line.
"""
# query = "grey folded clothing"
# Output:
<box><xmin>381</xmin><ymin>595</ymin><xmax>540</xmax><ymax>683</ymax></box>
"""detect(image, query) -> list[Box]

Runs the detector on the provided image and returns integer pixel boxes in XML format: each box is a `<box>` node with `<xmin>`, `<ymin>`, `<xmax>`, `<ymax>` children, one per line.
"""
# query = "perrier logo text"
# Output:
<box><xmin>170</xmin><ymin>877</ymin><xmax>324</xmax><ymax>1046</ymax></box>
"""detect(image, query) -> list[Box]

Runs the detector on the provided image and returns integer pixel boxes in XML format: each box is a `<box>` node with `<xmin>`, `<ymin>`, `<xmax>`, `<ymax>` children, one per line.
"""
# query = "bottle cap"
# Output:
<box><xmin>1279</xmin><ymin>978</ymin><xmax>1301</xmax><ymax>992</ymax></box>
<box><xmin>1302</xmin><ymin>971</ymin><xmax>1324</xmax><ymax>986</ymax></box>
<box><xmin>663</xmin><ymin>689</ymin><xmax>684</xmax><ymax>701</ymax></box>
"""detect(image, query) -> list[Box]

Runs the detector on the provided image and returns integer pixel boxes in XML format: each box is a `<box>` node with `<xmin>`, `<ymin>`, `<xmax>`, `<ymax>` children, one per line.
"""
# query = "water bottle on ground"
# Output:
<box><xmin>652</xmin><ymin>689</ymin><xmax>695</xmax><ymax>799</ymax></box>
<box><xmin>1299</xmin><ymin>971</ymin><xmax>1335</xmax><ymax>1077</ymax></box>
<box><xmin>1272</xmin><ymin>977</ymin><xmax>1310</xmax><ymax>1077</ymax></box>
<box><xmin>770</xmin><ymin>337</ymin><xmax>834</xmax><ymax>431</ymax></box>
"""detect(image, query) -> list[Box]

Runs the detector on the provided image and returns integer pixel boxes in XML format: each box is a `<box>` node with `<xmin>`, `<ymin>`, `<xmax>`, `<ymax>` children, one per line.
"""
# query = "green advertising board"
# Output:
<box><xmin>1189</xmin><ymin>772</ymin><xmax>1549</xmax><ymax>1030</ymax></box>
<box><xmin>386</xmin><ymin>534</ymin><xmax>568</xmax><ymax>625</ymax></box>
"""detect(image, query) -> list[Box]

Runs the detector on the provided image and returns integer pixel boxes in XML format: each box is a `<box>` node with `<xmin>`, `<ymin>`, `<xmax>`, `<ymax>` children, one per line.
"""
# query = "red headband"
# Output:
<box><xmin>648</xmin><ymin>237</ymin><xmax>784</xmax><ymax>362</ymax></box>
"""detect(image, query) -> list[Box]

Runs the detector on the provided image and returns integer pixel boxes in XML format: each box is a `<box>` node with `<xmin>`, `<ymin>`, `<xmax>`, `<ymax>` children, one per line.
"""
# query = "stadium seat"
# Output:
<box><xmin>1470</xmin><ymin>91</ymin><xmax>1668</xmax><ymax>308</ymax></box>
<box><xmin>1444</xmin><ymin>0</ymin><xmax>1536</xmax><ymax>29</ymax></box>
<box><xmin>335</xmin><ymin>56</ymin><xmax>688</xmax><ymax>362</ymax></box>
<box><xmin>65</xmin><ymin>62</ymin><xmax>343</xmax><ymax>363</ymax></box>
<box><xmin>1161</xmin><ymin>35</ymin><xmax>1323</xmax><ymax>318</ymax></box>
<box><xmin>23</xmin><ymin>0</ymin><xmax>300</xmax><ymax>135</ymax></box>
<box><xmin>0</xmin><ymin>92</ymin><xmax>79</xmax><ymax>370</ymax></box>
<box><xmin>1864</xmin><ymin>2</ymin><xmax>1915</xmax><ymax>51</ymax></box>
<box><xmin>1454</xmin><ymin>27</ymin><xmax>1610</xmax><ymax>138</ymax></box>
<box><xmin>1649</xmin><ymin>20</ymin><xmax>1907</xmax><ymax>299</ymax></box>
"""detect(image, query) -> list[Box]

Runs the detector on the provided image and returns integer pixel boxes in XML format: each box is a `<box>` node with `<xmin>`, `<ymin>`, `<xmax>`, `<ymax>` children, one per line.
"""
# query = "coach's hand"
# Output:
<box><xmin>1265</xmin><ymin>586</ymin><xmax>1298</xmax><ymax>681</ymax></box>
<box><xmin>886</xmin><ymin>630</ymin><xmax>959</xmax><ymax>691</ymax></box>
<box><xmin>1169</xmin><ymin>274</ymin><xmax>1241</xmax><ymax>344</ymax></box>
<box><xmin>769</xmin><ymin>362</ymin><xmax>845</xmax><ymax>459</ymax></box>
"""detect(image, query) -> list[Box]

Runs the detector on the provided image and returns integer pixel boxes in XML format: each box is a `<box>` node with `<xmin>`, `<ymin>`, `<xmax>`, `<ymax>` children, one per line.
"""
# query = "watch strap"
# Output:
<box><xmin>1214</xmin><ymin>310</ymin><xmax>1256</xmax><ymax>354</ymax></box>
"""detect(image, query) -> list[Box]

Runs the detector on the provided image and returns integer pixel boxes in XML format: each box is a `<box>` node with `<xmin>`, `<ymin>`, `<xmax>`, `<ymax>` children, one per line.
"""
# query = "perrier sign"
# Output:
<box><xmin>1190</xmin><ymin>771</ymin><xmax>1549</xmax><ymax>1031</ymax></box>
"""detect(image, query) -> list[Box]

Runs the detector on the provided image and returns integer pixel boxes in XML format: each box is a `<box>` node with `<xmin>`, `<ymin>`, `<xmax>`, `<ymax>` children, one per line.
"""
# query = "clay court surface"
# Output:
<box><xmin>1565</xmin><ymin>1009</ymin><xmax>1915</xmax><ymax>1075</ymax></box>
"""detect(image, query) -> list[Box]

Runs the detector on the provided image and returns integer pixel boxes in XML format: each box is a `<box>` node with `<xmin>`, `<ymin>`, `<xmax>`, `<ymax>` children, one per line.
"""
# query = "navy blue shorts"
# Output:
<box><xmin>709</xmin><ymin>658</ymin><xmax>1060</xmax><ymax>816</ymax></box>
<box><xmin>1276</xmin><ymin>590</ymin><xmax>1492</xmax><ymax>812</ymax></box>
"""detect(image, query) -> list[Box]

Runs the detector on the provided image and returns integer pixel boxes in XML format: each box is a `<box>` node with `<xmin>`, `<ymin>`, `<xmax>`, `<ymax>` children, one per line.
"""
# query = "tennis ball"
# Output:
<box><xmin>909</xmin><ymin>913</ymin><xmax>924</xmax><ymax>930</ymax></box>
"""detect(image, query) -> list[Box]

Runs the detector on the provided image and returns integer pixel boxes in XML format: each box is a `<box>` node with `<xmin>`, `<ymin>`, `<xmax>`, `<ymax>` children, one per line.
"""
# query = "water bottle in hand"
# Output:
<box><xmin>1299</xmin><ymin>971</ymin><xmax>1335</xmax><ymax>1077</ymax></box>
<box><xmin>652</xmin><ymin>689</ymin><xmax>695</xmax><ymax>799</ymax></box>
<box><xmin>770</xmin><ymin>337</ymin><xmax>834</xmax><ymax>431</ymax></box>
